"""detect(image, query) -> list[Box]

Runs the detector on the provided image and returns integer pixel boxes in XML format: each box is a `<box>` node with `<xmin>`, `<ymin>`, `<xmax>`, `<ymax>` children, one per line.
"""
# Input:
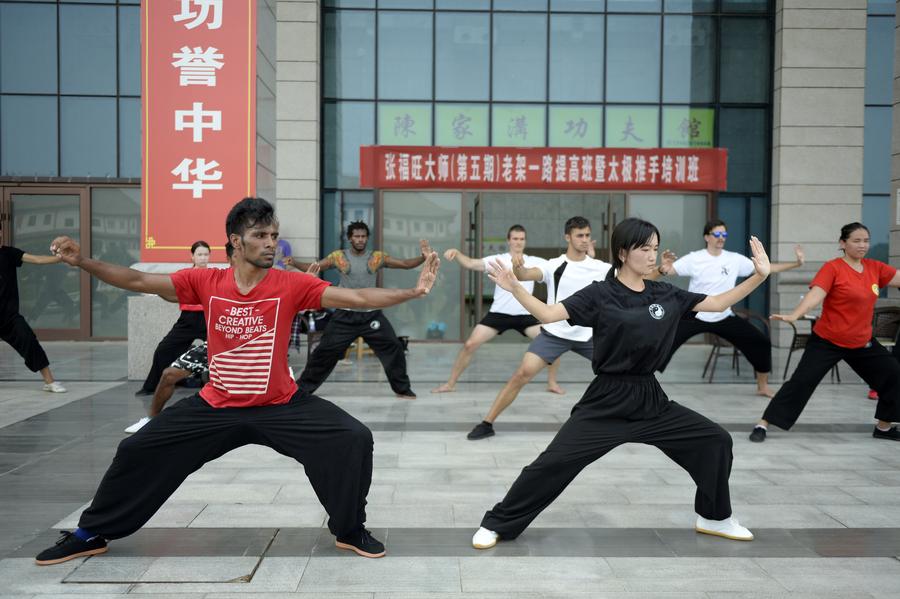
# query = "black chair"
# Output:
<box><xmin>873</xmin><ymin>306</ymin><xmax>900</xmax><ymax>351</ymax></box>
<box><xmin>702</xmin><ymin>308</ymin><xmax>768</xmax><ymax>383</ymax></box>
<box><xmin>782</xmin><ymin>319</ymin><xmax>840</xmax><ymax>382</ymax></box>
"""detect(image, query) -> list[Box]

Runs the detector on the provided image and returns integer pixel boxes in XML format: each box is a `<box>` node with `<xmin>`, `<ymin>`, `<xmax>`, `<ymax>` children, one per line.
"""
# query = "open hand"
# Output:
<box><xmin>661</xmin><ymin>249</ymin><xmax>677</xmax><ymax>266</ymax></box>
<box><xmin>420</xmin><ymin>239</ymin><xmax>433</xmax><ymax>258</ymax></box>
<box><xmin>749</xmin><ymin>236</ymin><xmax>770</xmax><ymax>278</ymax></box>
<box><xmin>49</xmin><ymin>236</ymin><xmax>82</xmax><ymax>267</ymax></box>
<box><xmin>414</xmin><ymin>251</ymin><xmax>440</xmax><ymax>296</ymax></box>
<box><xmin>794</xmin><ymin>244</ymin><xmax>805</xmax><ymax>266</ymax></box>
<box><xmin>770</xmin><ymin>313</ymin><xmax>798</xmax><ymax>323</ymax></box>
<box><xmin>305</xmin><ymin>260</ymin><xmax>321</xmax><ymax>276</ymax></box>
<box><xmin>443</xmin><ymin>248</ymin><xmax>459</xmax><ymax>261</ymax></box>
<box><xmin>487</xmin><ymin>259</ymin><xmax>520</xmax><ymax>292</ymax></box>
<box><xmin>510</xmin><ymin>253</ymin><xmax>525</xmax><ymax>270</ymax></box>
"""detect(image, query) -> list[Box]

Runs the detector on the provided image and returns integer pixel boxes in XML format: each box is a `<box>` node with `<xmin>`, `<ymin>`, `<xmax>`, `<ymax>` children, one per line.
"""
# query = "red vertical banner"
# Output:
<box><xmin>141</xmin><ymin>0</ymin><xmax>257</xmax><ymax>263</ymax></box>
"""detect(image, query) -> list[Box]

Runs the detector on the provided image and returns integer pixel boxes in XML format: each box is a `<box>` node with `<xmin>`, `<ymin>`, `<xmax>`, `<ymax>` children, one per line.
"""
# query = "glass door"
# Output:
<box><xmin>3</xmin><ymin>188</ymin><xmax>89</xmax><ymax>339</ymax></box>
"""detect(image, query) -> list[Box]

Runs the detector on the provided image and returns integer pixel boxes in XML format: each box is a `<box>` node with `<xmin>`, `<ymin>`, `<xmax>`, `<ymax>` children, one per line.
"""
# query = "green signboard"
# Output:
<box><xmin>378</xmin><ymin>103</ymin><xmax>432</xmax><ymax>145</ymax></box>
<box><xmin>436</xmin><ymin>104</ymin><xmax>489</xmax><ymax>146</ymax></box>
<box><xmin>492</xmin><ymin>105</ymin><xmax>546</xmax><ymax>147</ymax></box>
<box><xmin>662</xmin><ymin>107</ymin><xmax>714</xmax><ymax>148</ymax></box>
<box><xmin>605</xmin><ymin>106</ymin><xmax>658</xmax><ymax>148</ymax></box>
<box><xmin>549</xmin><ymin>106</ymin><xmax>603</xmax><ymax>147</ymax></box>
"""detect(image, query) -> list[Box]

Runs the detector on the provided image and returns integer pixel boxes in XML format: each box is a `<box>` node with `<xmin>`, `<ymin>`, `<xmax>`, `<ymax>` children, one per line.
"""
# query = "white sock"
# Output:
<box><xmin>876</xmin><ymin>424</ymin><xmax>892</xmax><ymax>432</ymax></box>
<box><xmin>755</xmin><ymin>424</ymin><xmax>767</xmax><ymax>431</ymax></box>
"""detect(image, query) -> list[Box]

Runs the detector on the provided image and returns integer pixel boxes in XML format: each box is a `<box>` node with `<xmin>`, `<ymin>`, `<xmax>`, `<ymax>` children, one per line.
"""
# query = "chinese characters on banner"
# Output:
<box><xmin>360</xmin><ymin>146</ymin><xmax>728</xmax><ymax>191</ymax></box>
<box><xmin>141</xmin><ymin>0</ymin><xmax>257</xmax><ymax>262</ymax></box>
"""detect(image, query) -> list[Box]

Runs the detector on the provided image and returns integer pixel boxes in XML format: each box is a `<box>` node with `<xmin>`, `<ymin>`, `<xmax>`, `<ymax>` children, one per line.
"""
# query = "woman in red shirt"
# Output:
<box><xmin>750</xmin><ymin>223</ymin><xmax>900</xmax><ymax>442</ymax></box>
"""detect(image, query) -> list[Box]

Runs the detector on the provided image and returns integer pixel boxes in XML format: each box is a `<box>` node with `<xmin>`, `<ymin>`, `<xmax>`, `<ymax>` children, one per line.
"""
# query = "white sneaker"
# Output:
<box><xmin>695</xmin><ymin>515</ymin><xmax>754</xmax><ymax>541</ymax></box>
<box><xmin>124</xmin><ymin>417</ymin><xmax>151</xmax><ymax>434</ymax></box>
<box><xmin>42</xmin><ymin>381</ymin><xmax>67</xmax><ymax>393</ymax></box>
<box><xmin>471</xmin><ymin>527</ymin><xmax>500</xmax><ymax>549</ymax></box>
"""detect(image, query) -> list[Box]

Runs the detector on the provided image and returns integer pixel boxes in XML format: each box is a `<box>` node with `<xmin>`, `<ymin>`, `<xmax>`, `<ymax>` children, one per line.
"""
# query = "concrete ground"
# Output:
<box><xmin>0</xmin><ymin>338</ymin><xmax>898</xmax><ymax>598</ymax></box>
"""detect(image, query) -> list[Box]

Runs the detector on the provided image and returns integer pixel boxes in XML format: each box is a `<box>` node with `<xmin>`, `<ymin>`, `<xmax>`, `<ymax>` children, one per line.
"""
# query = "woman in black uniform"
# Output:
<box><xmin>471</xmin><ymin>218</ymin><xmax>771</xmax><ymax>549</ymax></box>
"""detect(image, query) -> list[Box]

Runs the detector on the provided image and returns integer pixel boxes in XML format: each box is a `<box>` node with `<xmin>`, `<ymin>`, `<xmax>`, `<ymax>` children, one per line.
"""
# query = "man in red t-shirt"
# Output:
<box><xmin>34</xmin><ymin>197</ymin><xmax>439</xmax><ymax>566</ymax></box>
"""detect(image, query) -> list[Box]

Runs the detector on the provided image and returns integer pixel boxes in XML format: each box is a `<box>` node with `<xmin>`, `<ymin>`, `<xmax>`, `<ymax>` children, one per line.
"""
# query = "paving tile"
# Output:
<box><xmin>0</xmin><ymin>557</ymin><xmax>130</xmax><ymax>595</ymax></box>
<box><xmin>459</xmin><ymin>556</ymin><xmax>622</xmax><ymax>593</ymax></box>
<box><xmin>754</xmin><ymin>557</ymin><xmax>900</xmax><ymax>592</ymax></box>
<box><xmin>787</xmin><ymin>528</ymin><xmax>900</xmax><ymax>557</ymax></box>
<box><xmin>63</xmin><ymin>556</ymin><xmax>155</xmax><ymax>582</ymax></box>
<box><xmin>167</xmin><ymin>483</ymin><xmax>281</xmax><ymax>504</ymax></box>
<box><xmin>820</xmin><ymin>505</ymin><xmax>900</xmax><ymax>528</ymax></box>
<box><xmin>187</xmin><ymin>504</ymin><xmax>326</xmax><ymax>528</ymax></box>
<box><xmin>365</xmin><ymin>504</ymin><xmax>455</xmax><ymax>528</ymax></box>
<box><xmin>656</xmin><ymin>528</ymin><xmax>818</xmax><ymax>558</ymax></box>
<box><xmin>128</xmin><ymin>557</ymin><xmax>306</xmax><ymax>594</ymax></box>
<box><xmin>297</xmin><ymin>557</ymin><xmax>460</xmax><ymax>593</ymax></box>
<box><xmin>606</xmin><ymin>557</ymin><xmax>785</xmax><ymax>592</ymax></box>
<box><xmin>453</xmin><ymin>503</ymin><xmax>587</xmax><ymax>528</ymax></box>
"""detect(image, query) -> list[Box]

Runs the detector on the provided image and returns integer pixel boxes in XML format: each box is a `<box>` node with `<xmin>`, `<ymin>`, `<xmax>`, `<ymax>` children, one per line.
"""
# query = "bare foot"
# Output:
<box><xmin>756</xmin><ymin>386</ymin><xmax>775</xmax><ymax>398</ymax></box>
<box><xmin>396</xmin><ymin>393</ymin><xmax>417</xmax><ymax>400</ymax></box>
<box><xmin>546</xmin><ymin>383</ymin><xmax>566</xmax><ymax>395</ymax></box>
<box><xmin>431</xmin><ymin>383</ymin><xmax>456</xmax><ymax>394</ymax></box>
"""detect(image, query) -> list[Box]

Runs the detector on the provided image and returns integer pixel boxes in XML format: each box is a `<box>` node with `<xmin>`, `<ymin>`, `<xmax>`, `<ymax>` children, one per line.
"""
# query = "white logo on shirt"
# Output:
<box><xmin>648</xmin><ymin>304</ymin><xmax>665</xmax><ymax>320</ymax></box>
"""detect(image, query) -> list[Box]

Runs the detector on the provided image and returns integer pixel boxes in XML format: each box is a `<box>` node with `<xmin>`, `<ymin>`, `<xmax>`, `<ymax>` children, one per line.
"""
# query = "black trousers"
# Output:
<box><xmin>481</xmin><ymin>394</ymin><xmax>733</xmax><ymax>539</ymax></box>
<box><xmin>762</xmin><ymin>333</ymin><xmax>900</xmax><ymax>430</ymax></box>
<box><xmin>140</xmin><ymin>310</ymin><xmax>207</xmax><ymax>393</ymax></box>
<box><xmin>0</xmin><ymin>313</ymin><xmax>50</xmax><ymax>372</ymax></box>
<box><xmin>79</xmin><ymin>391</ymin><xmax>373</xmax><ymax>540</ymax></box>
<box><xmin>659</xmin><ymin>314</ymin><xmax>771</xmax><ymax>374</ymax></box>
<box><xmin>298</xmin><ymin>309</ymin><xmax>412</xmax><ymax>396</ymax></box>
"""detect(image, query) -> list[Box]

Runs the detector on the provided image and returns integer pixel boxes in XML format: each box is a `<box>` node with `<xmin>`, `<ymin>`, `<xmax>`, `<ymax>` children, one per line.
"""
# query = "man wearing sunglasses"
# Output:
<box><xmin>655</xmin><ymin>219</ymin><xmax>804</xmax><ymax>397</ymax></box>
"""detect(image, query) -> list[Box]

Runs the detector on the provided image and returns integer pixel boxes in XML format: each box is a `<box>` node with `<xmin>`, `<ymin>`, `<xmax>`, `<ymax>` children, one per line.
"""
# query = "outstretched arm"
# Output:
<box><xmin>770</xmin><ymin>244</ymin><xmax>805</xmax><ymax>274</ymax></box>
<box><xmin>487</xmin><ymin>259</ymin><xmax>568</xmax><ymax>323</ymax></box>
<box><xmin>285</xmin><ymin>255</ymin><xmax>334</xmax><ymax>273</ymax></box>
<box><xmin>770</xmin><ymin>286</ymin><xmax>827</xmax><ymax>323</ymax></box>
<box><xmin>50</xmin><ymin>236</ymin><xmax>178</xmax><ymax>301</ymax></box>
<box><xmin>384</xmin><ymin>239</ymin><xmax>432</xmax><ymax>269</ymax></box>
<box><xmin>322</xmin><ymin>251</ymin><xmax>440</xmax><ymax>309</ymax></box>
<box><xmin>693</xmin><ymin>237</ymin><xmax>770</xmax><ymax>313</ymax></box>
<box><xmin>890</xmin><ymin>270</ymin><xmax>900</xmax><ymax>288</ymax></box>
<box><xmin>22</xmin><ymin>253</ymin><xmax>62</xmax><ymax>266</ymax></box>
<box><xmin>443</xmin><ymin>248</ymin><xmax>485</xmax><ymax>272</ymax></box>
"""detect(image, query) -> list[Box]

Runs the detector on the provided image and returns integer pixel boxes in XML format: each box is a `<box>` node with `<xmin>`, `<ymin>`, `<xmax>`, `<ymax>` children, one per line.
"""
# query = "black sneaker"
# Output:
<box><xmin>467</xmin><ymin>421</ymin><xmax>495</xmax><ymax>440</ymax></box>
<box><xmin>748</xmin><ymin>426</ymin><xmax>767</xmax><ymax>443</ymax></box>
<box><xmin>35</xmin><ymin>531</ymin><xmax>108</xmax><ymax>565</ymax></box>
<box><xmin>335</xmin><ymin>528</ymin><xmax>385</xmax><ymax>558</ymax></box>
<box><xmin>873</xmin><ymin>426</ymin><xmax>900</xmax><ymax>441</ymax></box>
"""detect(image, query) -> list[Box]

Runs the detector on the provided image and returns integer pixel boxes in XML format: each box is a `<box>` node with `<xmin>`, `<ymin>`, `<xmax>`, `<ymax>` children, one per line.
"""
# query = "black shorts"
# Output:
<box><xmin>479</xmin><ymin>312</ymin><xmax>540</xmax><ymax>337</ymax></box>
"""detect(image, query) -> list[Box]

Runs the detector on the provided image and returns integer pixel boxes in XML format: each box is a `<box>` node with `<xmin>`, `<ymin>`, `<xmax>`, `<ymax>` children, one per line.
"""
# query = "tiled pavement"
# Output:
<box><xmin>0</xmin><ymin>340</ymin><xmax>899</xmax><ymax>597</ymax></box>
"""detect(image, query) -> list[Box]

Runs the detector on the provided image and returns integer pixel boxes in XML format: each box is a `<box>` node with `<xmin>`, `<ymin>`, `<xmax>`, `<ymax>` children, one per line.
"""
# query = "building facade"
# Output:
<box><xmin>0</xmin><ymin>0</ymin><xmax>896</xmax><ymax>342</ymax></box>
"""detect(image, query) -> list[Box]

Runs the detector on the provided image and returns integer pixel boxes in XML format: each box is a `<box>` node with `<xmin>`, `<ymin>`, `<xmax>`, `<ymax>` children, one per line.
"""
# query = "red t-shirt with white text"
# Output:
<box><xmin>171</xmin><ymin>267</ymin><xmax>330</xmax><ymax>408</ymax></box>
<box><xmin>810</xmin><ymin>258</ymin><xmax>896</xmax><ymax>348</ymax></box>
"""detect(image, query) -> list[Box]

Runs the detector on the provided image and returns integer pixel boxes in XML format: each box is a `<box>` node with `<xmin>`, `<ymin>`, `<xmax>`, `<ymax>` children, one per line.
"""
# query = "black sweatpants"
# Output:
<box><xmin>0</xmin><ymin>313</ymin><xmax>49</xmax><ymax>372</ymax></box>
<box><xmin>762</xmin><ymin>333</ymin><xmax>900</xmax><ymax>430</ymax></box>
<box><xmin>79</xmin><ymin>391</ymin><xmax>373</xmax><ymax>540</ymax></box>
<box><xmin>481</xmin><ymin>382</ymin><xmax>733</xmax><ymax>539</ymax></box>
<box><xmin>298</xmin><ymin>309</ymin><xmax>412</xmax><ymax>396</ymax></box>
<box><xmin>140</xmin><ymin>310</ymin><xmax>207</xmax><ymax>393</ymax></box>
<box><xmin>659</xmin><ymin>314</ymin><xmax>771</xmax><ymax>374</ymax></box>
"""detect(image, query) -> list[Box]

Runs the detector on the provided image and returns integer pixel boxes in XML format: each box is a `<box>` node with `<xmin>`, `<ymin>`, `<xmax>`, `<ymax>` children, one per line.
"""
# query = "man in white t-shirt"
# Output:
<box><xmin>433</xmin><ymin>225</ymin><xmax>564</xmax><ymax>395</ymax></box>
<box><xmin>656</xmin><ymin>219</ymin><xmax>804</xmax><ymax>397</ymax></box>
<box><xmin>468</xmin><ymin>217</ymin><xmax>612</xmax><ymax>440</ymax></box>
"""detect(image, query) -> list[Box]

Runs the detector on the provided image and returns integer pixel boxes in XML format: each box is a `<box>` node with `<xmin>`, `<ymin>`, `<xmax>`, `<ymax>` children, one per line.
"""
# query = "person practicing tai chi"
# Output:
<box><xmin>471</xmin><ymin>218</ymin><xmax>771</xmax><ymax>550</ymax></box>
<box><xmin>750</xmin><ymin>222</ymin><xmax>900</xmax><ymax>443</ymax></box>
<box><xmin>433</xmin><ymin>224</ymin><xmax>563</xmax><ymax>395</ymax></box>
<box><xmin>294</xmin><ymin>221</ymin><xmax>430</xmax><ymax>399</ymax></box>
<box><xmin>134</xmin><ymin>241</ymin><xmax>211</xmax><ymax>397</ymax></box>
<box><xmin>467</xmin><ymin>217</ymin><xmax>611</xmax><ymax>440</ymax></box>
<box><xmin>34</xmin><ymin>197</ymin><xmax>439</xmax><ymax>565</ymax></box>
<box><xmin>0</xmin><ymin>235</ymin><xmax>67</xmax><ymax>393</ymax></box>
<box><xmin>655</xmin><ymin>219</ymin><xmax>804</xmax><ymax>397</ymax></box>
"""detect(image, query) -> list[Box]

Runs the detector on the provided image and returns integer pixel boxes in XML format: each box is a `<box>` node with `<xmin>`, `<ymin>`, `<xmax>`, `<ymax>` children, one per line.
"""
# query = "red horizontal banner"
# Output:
<box><xmin>141</xmin><ymin>0</ymin><xmax>257</xmax><ymax>262</ymax></box>
<box><xmin>361</xmin><ymin>146</ymin><xmax>727</xmax><ymax>191</ymax></box>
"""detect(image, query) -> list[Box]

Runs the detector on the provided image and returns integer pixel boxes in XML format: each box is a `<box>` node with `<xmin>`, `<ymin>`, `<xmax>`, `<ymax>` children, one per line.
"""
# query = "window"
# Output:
<box><xmin>378</xmin><ymin>12</ymin><xmax>433</xmax><ymax>100</ymax></box>
<box><xmin>606</xmin><ymin>16</ymin><xmax>661</xmax><ymax>102</ymax></box>
<box><xmin>493</xmin><ymin>14</ymin><xmax>547</xmax><ymax>102</ymax></box>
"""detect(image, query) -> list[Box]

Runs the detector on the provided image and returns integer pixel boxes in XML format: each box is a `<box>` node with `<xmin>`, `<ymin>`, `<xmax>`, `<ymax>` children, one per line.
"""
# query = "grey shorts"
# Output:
<box><xmin>171</xmin><ymin>342</ymin><xmax>208</xmax><ymax>376</ymax></box>
<box><xmin>527</xmin><ymin>330</ymin><xmax>593</xmax><ymax>364</ymax></box>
